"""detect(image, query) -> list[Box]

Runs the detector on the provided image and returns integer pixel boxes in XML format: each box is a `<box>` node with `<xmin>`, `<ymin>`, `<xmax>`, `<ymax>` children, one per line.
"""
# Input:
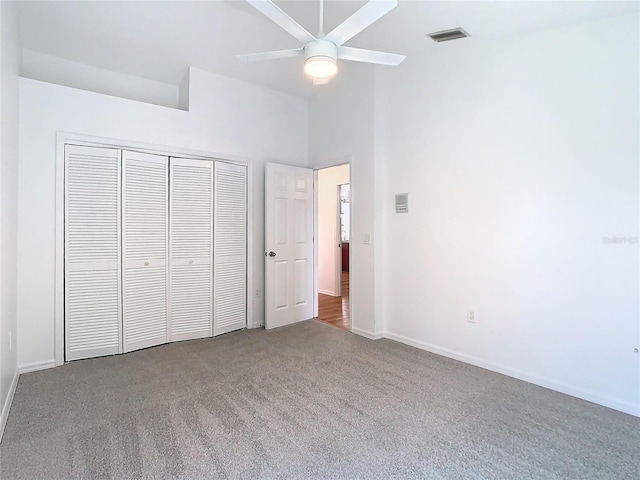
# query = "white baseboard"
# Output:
<box><xmin>351</xmin><ymin>327</ymin><xmax>384</xmax><ymax>340</ymax></box>
<box><xmin>18</xmin><ymin>359</ymin><xmax>56</xmax><ymax>374</ymax></box>
<box><xmin>0</xmin><ymin>369</ymin><xmax>19</xmax><ymax>444</ymax></box>
<box><xmin>383</xmin><ymin>331</ymin><xmax>640</xmax><ymax>418</ymax></box>
<box><xmin>318</xmin><ymin>289</ymin><xmax>336</xmax><ymax>296</ymax></box>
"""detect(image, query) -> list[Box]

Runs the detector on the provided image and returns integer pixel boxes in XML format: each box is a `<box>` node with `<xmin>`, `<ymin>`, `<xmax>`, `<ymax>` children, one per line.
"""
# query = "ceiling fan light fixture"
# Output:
<box><xmin>304</xmin><ymin>56</ymin><xmax>337</xmax><ymax>80</ymax></box>
<box><xmin>303</xmin><ymin>39</ymin><xmax>338</xmax><ymax>82</ymax></box>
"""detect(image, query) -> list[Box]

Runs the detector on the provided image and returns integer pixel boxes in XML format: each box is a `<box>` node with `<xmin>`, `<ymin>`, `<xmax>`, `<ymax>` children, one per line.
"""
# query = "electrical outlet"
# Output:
<box><xmin>254</xmin><ymin>288</ymin><xmax>261</xmax><ymax>299</ymax></box>
<box><xmin>467</xmin><ymin>310</ymin><xmax>476</xmax><ymax>324</ymax></box>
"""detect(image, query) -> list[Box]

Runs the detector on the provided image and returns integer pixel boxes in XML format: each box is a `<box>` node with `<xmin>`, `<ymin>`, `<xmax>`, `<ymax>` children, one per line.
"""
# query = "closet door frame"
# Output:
<box><xmin>54</xmin><ymin>132</ymin><xmax>254</xmax><ymax>367</ymax></box>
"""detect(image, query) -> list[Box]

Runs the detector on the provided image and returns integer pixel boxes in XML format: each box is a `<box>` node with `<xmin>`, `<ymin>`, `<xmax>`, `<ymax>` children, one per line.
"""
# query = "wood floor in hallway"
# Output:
<box><xmin>317</xmin><ymin>272</ymin><xmax>350</xmax><ymax>331</ymax></box>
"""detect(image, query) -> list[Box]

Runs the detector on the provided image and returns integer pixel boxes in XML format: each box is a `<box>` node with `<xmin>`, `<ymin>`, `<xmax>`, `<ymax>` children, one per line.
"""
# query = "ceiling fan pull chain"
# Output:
<box><xmin>319</xmin><ymin>0</ymin><xmax>324</xmax><ymax>37</ymax></box>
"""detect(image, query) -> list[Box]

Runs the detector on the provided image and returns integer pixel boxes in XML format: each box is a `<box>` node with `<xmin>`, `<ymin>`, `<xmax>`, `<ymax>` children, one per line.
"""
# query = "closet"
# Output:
<box><xmin>64</xmin><ymin>145</ymin><xmax>247</xmax><ymax>362</ymax></box>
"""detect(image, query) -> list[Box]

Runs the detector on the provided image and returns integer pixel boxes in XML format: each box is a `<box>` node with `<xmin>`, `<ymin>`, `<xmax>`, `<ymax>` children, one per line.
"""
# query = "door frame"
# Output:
<box><xmin>335</xmin><ymin>182</ymin><xmax>350</xmax><ymax>297</ymax></box>
<box><xmin>334</xmin><ymin>183</ymin><xmax>342</xmax><ymax>297</ymax></box>
<box><xmin>54</xmin><ymin>132</ymin><xmax>253</xmax><ymax>367</ymax></box>
<box><xmin>312</xmin><ymin>157</ymin><xmax>352</xmax><ymax>330</ymax></box>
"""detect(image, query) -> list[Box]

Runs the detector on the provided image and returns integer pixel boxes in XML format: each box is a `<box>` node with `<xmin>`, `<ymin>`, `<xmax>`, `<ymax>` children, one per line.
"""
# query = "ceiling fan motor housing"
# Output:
<box><xmin>304</xmin><ymin>39</ymin><xmax>338</xmax><ymax>62</ymax></box>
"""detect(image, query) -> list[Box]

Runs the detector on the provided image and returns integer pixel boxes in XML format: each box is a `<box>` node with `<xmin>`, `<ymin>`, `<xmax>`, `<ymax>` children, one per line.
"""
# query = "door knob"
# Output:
<box><xmin>269</xmin><ymin>251</ymin><xmax>276</xmax><ymax>257</ymax></box>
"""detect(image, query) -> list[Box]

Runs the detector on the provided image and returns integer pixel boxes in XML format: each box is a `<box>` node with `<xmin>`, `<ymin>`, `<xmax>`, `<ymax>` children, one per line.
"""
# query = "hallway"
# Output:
<box><xmin>317</xmin><ymin>272</ymin><xmax>350</xmax><ymax>331</ymax></box>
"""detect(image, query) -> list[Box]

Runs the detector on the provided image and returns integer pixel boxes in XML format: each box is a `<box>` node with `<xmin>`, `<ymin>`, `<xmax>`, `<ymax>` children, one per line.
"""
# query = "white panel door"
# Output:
<box><xmin>65</xmin><ymin>145</ymin><xmax>122</xmax><ymax>361</ymax></box>
<box><xmin>265</xmin><ymin>162</ymin><xmax>314</xmax><ymax>329</ymax></box>
<box><xmin>122</xmin><ymin>150</ymin><xmax>169</xmax><ymax>353</ymax></box>
<box><xmin>213</xmin><ymin>162</ymin><xmax>247</xmax><ymax>336</ymax></box>
<box><xmin>169</xmin><ymin>158</ymin><xmax>213</xmax><ymax>342</ymax></box>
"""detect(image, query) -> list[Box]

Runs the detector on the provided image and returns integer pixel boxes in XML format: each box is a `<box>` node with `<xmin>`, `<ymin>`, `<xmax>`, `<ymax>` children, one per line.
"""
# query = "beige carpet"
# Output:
<box><xmin>1</xmin><ymin>320</ymin><xmax>638</xmax><ymax>479</ymax></box>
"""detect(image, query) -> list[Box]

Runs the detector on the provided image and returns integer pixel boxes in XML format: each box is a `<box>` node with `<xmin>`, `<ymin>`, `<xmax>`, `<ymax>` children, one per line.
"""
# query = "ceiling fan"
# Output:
<box><xmin>238</xmin><ymin>0</ymin><xmax>406</xmax><ymax>85</ymax></box>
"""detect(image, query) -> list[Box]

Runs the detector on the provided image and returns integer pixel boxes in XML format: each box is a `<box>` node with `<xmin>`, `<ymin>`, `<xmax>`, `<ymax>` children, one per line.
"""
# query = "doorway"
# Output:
<box><xmin>316</xmin><ymin>164</ymin><xmax>350</xmax><ymax>331</ymax></box>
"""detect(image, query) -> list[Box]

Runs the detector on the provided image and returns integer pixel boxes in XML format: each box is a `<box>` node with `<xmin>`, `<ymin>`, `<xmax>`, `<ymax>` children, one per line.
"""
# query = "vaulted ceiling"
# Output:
<box><xmin>17</xmin><ymin>1</ymin><xmax>639</xmax><ymax>97</ymax></box>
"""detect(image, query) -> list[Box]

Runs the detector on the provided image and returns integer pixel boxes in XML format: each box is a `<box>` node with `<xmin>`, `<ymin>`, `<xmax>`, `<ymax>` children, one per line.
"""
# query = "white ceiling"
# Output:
<box><xmin>17</xmin><ymin>0</ymin><xmax>639</xmax><ymax>98</ymax></box>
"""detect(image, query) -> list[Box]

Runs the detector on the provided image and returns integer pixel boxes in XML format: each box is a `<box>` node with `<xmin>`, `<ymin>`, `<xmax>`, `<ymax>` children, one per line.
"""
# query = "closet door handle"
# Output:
<box><xmin>268</xmin><ymin>251</ymin><xmax>276</xmax><ymax>257</ymax></box>
<box><xmin>144</xmin><ymin>261</ymin><xmax>149</xmax><ymax>266</ymax></box>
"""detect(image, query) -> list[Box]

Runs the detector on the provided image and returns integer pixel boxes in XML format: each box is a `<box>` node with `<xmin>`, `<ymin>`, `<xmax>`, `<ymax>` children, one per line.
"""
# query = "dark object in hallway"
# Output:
<box><xmin>341</xmin><ymin>241</ymin><xmax>349</xmax><ymax>272</ymax></box>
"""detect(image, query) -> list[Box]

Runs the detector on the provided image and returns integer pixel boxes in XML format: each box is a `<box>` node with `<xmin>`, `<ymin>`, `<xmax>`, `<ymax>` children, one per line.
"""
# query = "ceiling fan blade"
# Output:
<box><xmin>237</xmin><ymin>48</ymin><xmax>304</xmax><ymax>62</ymax></box>
<box><xmin>338</xmin><ymin>46</ymin><xmax>405</xmax><ymax>66</ymax></box>
<box><xmin>246</xmin><ymin>0</ymin><xmax>316</xmax><ymax>44</ymax></box>
<box><xmin>324</xmin><ymin>0</ymin><xmax>398</xmax><ymax>46</ymax></box>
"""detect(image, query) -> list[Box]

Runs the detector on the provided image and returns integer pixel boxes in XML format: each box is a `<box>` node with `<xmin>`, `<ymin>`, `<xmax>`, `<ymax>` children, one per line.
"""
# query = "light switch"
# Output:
<box><xmin>363</xmin><ymin>233</ymin><xmax>372</xmax><ymax>245</ymax></box>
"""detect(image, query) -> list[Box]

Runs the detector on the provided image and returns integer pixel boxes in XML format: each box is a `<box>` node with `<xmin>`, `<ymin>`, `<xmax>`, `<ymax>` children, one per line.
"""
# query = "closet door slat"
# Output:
<box><xmin>169</xmin><ymin>158</ymin><xmax>213</xmax><ymax>341</ymax></box>
<box><xmin>122</xmin><ymin>150</ymin><xmax>169</xmax><ymax>353</ymax></box>
<box><xmin>213</xmin><ymin>162</ymin><xmax>247</xmax><ymax>336</ymax></box>
<box><xmin>64</xmin><ymin>145</ymin><xmax>121</xmax><ymax>361</ymax></box>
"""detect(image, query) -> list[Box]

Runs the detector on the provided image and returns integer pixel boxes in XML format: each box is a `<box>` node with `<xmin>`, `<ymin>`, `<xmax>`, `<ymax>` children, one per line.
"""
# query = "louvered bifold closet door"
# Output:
<box><xmin>213</xmin><ymin>162</ymin><xmax>247</xmax><ymax>336</ymax></box>
<box><xmin>122</xmin><ymin>150</ymin><xmax>169</xmax><ymax>353</ymax></box>
<box><xmin>169</xmin><ymin>158</ymin><xmax>213</xmax><ymax>341</ymax></box>
<box><xmin>65</xmin><ymin>145</ymin><xmax>122</xmax><ymax>361</ymax></box>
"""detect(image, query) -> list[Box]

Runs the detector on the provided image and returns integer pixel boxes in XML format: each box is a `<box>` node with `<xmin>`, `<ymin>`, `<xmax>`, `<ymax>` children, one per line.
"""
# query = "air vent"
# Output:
<box><xmin>395</xmin><ymin>193</ymin><xmax>409</xmax><ymax>214</ymax></box>
<box><xmin>427</xmin><ymin>28</ymin><xmax>470</xmax><ymax>43</ymax></box>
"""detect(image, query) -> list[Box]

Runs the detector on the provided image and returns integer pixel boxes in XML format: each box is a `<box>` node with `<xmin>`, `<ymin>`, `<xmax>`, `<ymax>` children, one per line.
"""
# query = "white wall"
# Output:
<box><xmin>376</xmin><ymin>15</ymin><xmax>640</xmax><ymax>415</ymax></box>
<box><xmin>0</xmin><ymin>0</ymin><xmax>20</xmax><ymax>432</ymax></box>
<box><xmin>18</xmin><ymin>67</ymin><xmax>308</xmax><ymax>367</ymax></box>
<box><xmin>309</xmin><ymin>62</ymin><xmax>379</xmax><ymax>337</ymax></box>
<box><xmin>318</xmin><ymin>164</ymin><xmax>349</xmax><ymax>296</ymax></box>
<box><xmin>22</xmin><ymin>50</ymin><xmax>182</xmax><ymax>109</ymax></box>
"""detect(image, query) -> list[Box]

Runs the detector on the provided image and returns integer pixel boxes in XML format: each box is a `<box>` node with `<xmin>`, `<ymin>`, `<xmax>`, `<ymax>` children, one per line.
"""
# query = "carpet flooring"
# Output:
<box><xmin>1</xmin><ymin>320</ymin><xmax>638</xmax><ymax>479</ymax></box>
